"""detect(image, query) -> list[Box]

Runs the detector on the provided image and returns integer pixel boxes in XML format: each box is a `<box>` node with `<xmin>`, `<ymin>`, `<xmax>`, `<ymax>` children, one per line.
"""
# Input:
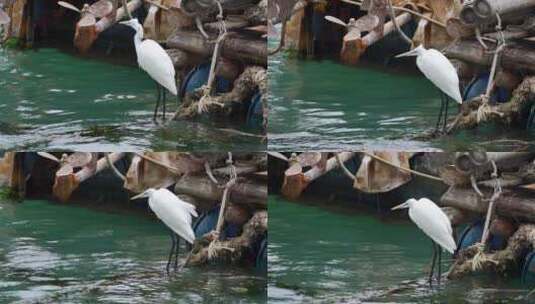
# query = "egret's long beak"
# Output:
<box><xmin>391</xmin><ymin>202</ymin><xmax>409</xmax><ymax>210</ymax></box>
<box><xmin>130</xmin><ymin>192</ymin><xmax>147</xmax><ymax>200</ymax></box>
<box><xmin>395</xmin><ymin>49</ymin><xmax>418</xmax><ymax>58</ymax></box>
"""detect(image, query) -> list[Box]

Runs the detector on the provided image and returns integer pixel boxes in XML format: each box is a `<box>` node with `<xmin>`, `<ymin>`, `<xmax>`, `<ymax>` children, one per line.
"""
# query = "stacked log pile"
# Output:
<box><xmin>271</xmin><ymin>151</ymin><xmax>535</xmax><ymax>279</ymax></box>
<box><xmin>0</xmin><ymin>152</ymin><xmax>267</xmax><ymax>267</ymax></box>
<box><xmin>276</xmin><ymin>0</ymin><xmax>535</xmax><ymax>133</ymax></box>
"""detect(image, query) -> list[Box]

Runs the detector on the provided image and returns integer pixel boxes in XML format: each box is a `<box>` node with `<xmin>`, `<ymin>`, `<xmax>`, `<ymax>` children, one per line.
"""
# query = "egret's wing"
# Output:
<box><xmin>409</xmin><ymin>199</ymin><xmax>457</xmax><ymax>253</ymax></box>
<box><xmin>149</xmin><ymin>189</ymin><xmax>196</xmax><ymax>244</ymax></box>
<box><xmin>175</xmin><ymin>196</ymin><xmax>199</xmax><ymax>218</ymax></box>
<box><xmin>137</xmin><ymin>40</ymin><xmax>177</xmax><ymax>95</ymax></box>
<box><xmin>417</xmin><ymin>49</ymin><xmax>462</xmax><ymax>103</ymax></box>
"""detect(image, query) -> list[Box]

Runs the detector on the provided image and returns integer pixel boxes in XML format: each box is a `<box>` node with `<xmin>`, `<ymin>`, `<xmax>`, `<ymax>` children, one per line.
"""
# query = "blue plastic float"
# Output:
<box><xmin>522</xmin><ymin>251</ymin><xmax>535</xmax><ymax>284</ymax></box>
<box><xmin>463</xmin><ymin>73</ymin><xmax>510</xmax><ymax>104</ymax></box>
<box><xmin>255</xmin><ymin>235</ymin><xmax>267</xmax><ymax>272</ymax></box>
<box><xmin>457</xmin><ymin>220</ymin><xmax>507</xmax><ymax>252</ymax></box>
<box><xmin>192</xmin><ymin>205</ymin><xmax>240</xmax><ymax>239</ymax></box>
<box><xmin>180</xmin><ymin>62</ymin><xmax>232</xmax><ymax>98</ymax></box>
<box><xmin>246</xmin><ymin>91</ymin><xmax>264</xmax><ymax>128</ymax></box>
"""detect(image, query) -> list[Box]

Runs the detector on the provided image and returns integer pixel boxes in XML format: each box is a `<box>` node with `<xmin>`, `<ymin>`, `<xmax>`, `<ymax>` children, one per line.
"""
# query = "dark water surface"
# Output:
<box><xmin>268</xmin><ymin>47</ymin><xmax>535</xmax><ymax>151</ymax></box>
<box><xmin>268</xmin><ymin>195</ymin><xmax>531</xmax><ymax>303</ymax></box>
<box><xmin>0</xmin><ymin>47</ymin><xmax>263</xmax><ymax>151</ymax></box>
<box><xmin>0</xmin><ymin>199</ymin><xmax>266</xmax><ymax>303</ymax></box>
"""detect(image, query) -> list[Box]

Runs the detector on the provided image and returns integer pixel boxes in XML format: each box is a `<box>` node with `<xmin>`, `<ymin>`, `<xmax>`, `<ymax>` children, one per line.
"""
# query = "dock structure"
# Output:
<box><xmin>273</xmin><ymin>0</ymin><xmax>535</xmax><ymax>133</ymax></box>
<box><xmin>0</xmin><ymin>152</ymin><xmax>268</xmax><ymax>268</ymax></box>
<box><xmin>270</xmin><ymin>151</ymin><xmax>535</xmax><ymax>279</ymax></box>
<box><xmin>1</xmin><ymin>0</ymin><xmax>267</xmax><ymax>128</ymax></box>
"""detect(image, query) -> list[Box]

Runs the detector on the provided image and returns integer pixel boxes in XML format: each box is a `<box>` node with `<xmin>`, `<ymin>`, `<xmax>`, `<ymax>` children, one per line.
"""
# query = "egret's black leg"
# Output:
<box><xmin>443</xmin><ymin>96</ymin><xmax>450</xmax><ymax>132</ymax></box>
<box><xmin>428</xmin><ymin>241</ymin><xmax>437</xmax><ymax>285</ymax></box>
<box><xmin>162</xmin><ymin>89</ymin><xmax>167</xmax><ymax>121</ymax></box>
<box><xmin>435</xmin><ymin>92</ymin><xmax>445</xmax><ymax>133</ymax></box>
<box><xmin>174</xmin><ymin>236</ymin><xmax>180</xmax><ymax>270</ymax></box>
<box><xmin>437</xmin><ymin>244</ymin><xmax>442</xmax><ymax>284</ymax></box>
<box><xmin>154</xmin><ymin>83</ymin><xmax>162</xmax><ymax>122</ymax></box>
<box><xmin>166</xmin><ymin>232</ymin><xmax>176</xmax><ymax>274</ymax></box>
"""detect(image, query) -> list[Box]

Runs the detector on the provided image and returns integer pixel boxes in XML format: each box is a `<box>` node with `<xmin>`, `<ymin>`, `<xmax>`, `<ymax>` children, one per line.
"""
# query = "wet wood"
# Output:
<box><xmin>350</xmin><ymin>12</ymin><xmax>411</xmax><ymax>64</ymax></box>
<box><xmin>445</xmin><ymin>40</ymin><xmax>535</xmax><ymax>73</ymax></box>
<box><xmin>441</xmin><ymin>186</ymin><xmax>535</xmax><ymax>222</ymax></box>
<box><xmin>167</xmin><ymin>30</ymin><xmax>267</xmax><ymax>66</ymax></box>
<box><xmin>53</xmin><ymin>153</ymin><xmax>125</xmax><ymax>202</ymax></box>
<box><xmin>174</xmin><ymin>175</ymin><xmax>267</xmax><ymax>206</ymax></box>
<box><xmin>442</xmin><ymin>206</ymin><xmax>478</xmax><ymax>226</ymax></box>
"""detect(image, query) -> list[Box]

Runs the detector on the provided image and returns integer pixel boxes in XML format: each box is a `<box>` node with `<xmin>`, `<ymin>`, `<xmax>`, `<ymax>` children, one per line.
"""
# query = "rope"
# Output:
<box><xmin>362</xmin><ymin>152</ymin><xmax>443</xmax><ymax>182</ymax></box>
<box><xmin>122</xmin><ymin>0</ymin><xmax>132</xmax><ymax>19</ymax></box>
<box><xmin>481</xmin><ymin>160</ymin><xmax>502</xmax><ymax>250</ymax></box>
<box><xmin>105</xmin><ymin>153</ymin><xmax>126</xmax><ymax>181</ymax></box>
<box><xmin>336</xmin><ymin>153</ymin><xmax>356</xmax><ymax>180</ymax></box>
<box><xmin>387</xmin><ymin>0</ymin><xmax>413</xmax><ymax>45</ymax></box>
<box><xmin>341</xmin><ymin>0</ymin><xmax>446</xmax><ymax>28</ymax></box>
<box><xmin>197</xmin><ymin>0</ymin><xmax>228</xmax><ymax>114</ymax></box>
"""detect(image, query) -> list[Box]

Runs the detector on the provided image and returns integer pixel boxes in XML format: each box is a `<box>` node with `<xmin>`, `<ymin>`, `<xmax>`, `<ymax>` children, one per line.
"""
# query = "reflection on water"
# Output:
<box><xmin>0</xmin><ymin>200</ymin><xmax>266</xmax><ymax>303</ymax></box>
<box><xmin>268</xmin><ymin>195</ymin><xmax>530</xmax><ymax>303</ymax></box>
<box><xmin>268</xmin><ymin>45</ymin><xmax>535</xmax><ymax>151</ymax></box>
<box><xmin>0</xmin><ymin>47</ymin><xmax>263</xmax><ymax>151</ymax></box>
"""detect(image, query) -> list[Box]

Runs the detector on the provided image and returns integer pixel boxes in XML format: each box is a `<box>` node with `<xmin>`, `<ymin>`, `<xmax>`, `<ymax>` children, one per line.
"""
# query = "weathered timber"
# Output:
<box><xmin>74</xmin><ymin>0</ymin><xmax>143</xmax><ymax>53</ymax></box>
<box><xmin>441</xmin><ymin>186</ymin><xmax>535</xmax><ymax>222</ymax></box>
<box><xmin>174</xmin><ymin>175</ymin><xmax>267</xmax><ymax>206</ymax></box>
<box><xmin>167</xmin><ymin>30</ymin><xmax>267</xmax><ymax>66</ymax></box>
<box><xmin>53</xmin><ymin>153</ymin><xmax>125</xmax><ymax>202</ymax></box>
<box><xmin>347</xmin><ymin>12</ymin><xmax>411</xmax><ymax>64</ymax></box>
<box><xmin>445</xmin><ymin>40</ymin><xmax>535</xmax><ymax>73</ymax></box>
<box><xmin>442</xmin><ymin>206</ymin><xmax>479</xmax><ymax>226</ymax></box>
<box><xmin>281</xmin><ymin>152</ymin><xmax>356</xmax><ymax>199</ymax></box>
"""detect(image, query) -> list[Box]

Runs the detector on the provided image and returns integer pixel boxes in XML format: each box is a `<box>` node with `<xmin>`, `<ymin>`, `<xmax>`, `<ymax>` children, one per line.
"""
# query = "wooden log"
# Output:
<box><xmin>174</xmin><ymin>175</ymin><xmax>267</xmax><ymax>206</ymax></box>
<box><xmin>473</xmin><ymin>0</ymin><xmax>535</xmax><ymax>20</ymax></box>
<box><xmin>445</xmin><ymin>40</ymin><xmax>535</xmax><ymax>73</ymax></box>
<box><xmin>280</xmin><ymin>152</ymin><xmax>356</xmax><ymax>200</ymax></box>
<box><xmin>74</xmin><ymin>0</ymin><xmax>143</xmax><ymax>53</ymax></box>
<box><xmin>442</xmin><ymin>206</ymin><xmax>479</xmax><ymax>226</ymax></box>
<box><xmin>53</xmin><ymin>153</ymin><xmax>125</xmax><ymax>202</ymax></box>
<box><xmin>350</xmin><ymin>12</ymin><xmax>411</xmax><ymax>64</ymax></box>
<box><xmin>441</xmin><ymin>186</ymin><xmax>535</xmax><ymax>222</ymax></box>
<box><xmin>166</xmin><ymin>30</ymin><xmax>267</xmax><ymax>66</ymax></box>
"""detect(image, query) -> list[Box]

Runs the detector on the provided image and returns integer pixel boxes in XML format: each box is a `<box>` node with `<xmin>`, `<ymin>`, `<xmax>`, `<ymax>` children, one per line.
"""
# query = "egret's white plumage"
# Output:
<box><xmin>135</xmin><ymin>188</ymin><xmax>197</xmax><ymax>244</ymax></box>
<box><xmin>121</xmin><ymin>18</ymin><xmax>177</xmax><ymax>95</ymax></box>
<box><xmin>397</xmin><ymin>45</ymin><xmax>462</xmax><ymax>104</ymax></box>
<box><xmin>394</xmin><ymin>198</ymin><xmax>457</xmax><ymax>254</ymax></box>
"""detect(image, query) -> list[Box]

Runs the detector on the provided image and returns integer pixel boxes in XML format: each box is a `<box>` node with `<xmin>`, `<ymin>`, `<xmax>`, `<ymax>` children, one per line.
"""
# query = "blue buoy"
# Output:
<box><xmin>522</xmin><ymin>251</ymin><xmax>535</xmax><ymax>284</ymax></box>
<box><xmin>246</xmin><ymin>91</ymin><xmax>263</xmax><ymax>128</ymax></box>
<box><xmin>192</xmin><ymin>206</ymin><xmax>240</xmax><ymax>240</ymax></box>
<box><xmin>255</xmin><ymin>235</ymin><xmax>267</xmax><ymax>272</ymax></box>
<box><xmin>463</xmin><ymin>73</ymin><xmax>510</xmax><ymax>104</ymax></box>
<box><xmin>457</xmin><ymin>220</ymin><xmax>507</xmax><ymax>252</ymax></box>
<box><xmin>180</xmin><ymin>62</ymin><xmax>232</xmax><ymax>98</ymax></box>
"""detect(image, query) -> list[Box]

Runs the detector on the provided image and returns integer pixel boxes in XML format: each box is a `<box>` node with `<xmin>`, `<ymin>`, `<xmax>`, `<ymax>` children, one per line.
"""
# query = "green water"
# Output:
<box><xmin>0</xmin><ymin>47</ymin><xmax>264</xmax><ymax>151</ymax></box>
<box><xmin>268</xmin><ymin>51</ymin><xmax>535</xmax><ymax>151</ymax></box>
<box><xmin>268</xmin><ymin>195</ymin><xmax>530</xmax><ymax>303</ymax></box>
<box><xmin>0</xmin><ymin>199</ymin><xmax>266</xmax><ymax>303</ymax></box>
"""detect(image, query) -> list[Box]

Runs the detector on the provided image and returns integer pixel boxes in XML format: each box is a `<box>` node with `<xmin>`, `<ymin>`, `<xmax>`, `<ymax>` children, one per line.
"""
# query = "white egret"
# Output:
<box><xmin>396</xmin><ymin>45</ymin><xmax>462</xmax><ymax>133</ymax></box>
<box><xmin>120</xmin><ymin>18</ymin><xmax>178</xmax><ymax>122</ymax></box>
<box><xmin>392</xmin><ymin>198</ymin><xmax>456</xmax><ymax>284</ymax></box>
<box><xmin>131</xmin><ymin>188</ymin><xmax>197</xmax><ymax>273</ymax></box>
